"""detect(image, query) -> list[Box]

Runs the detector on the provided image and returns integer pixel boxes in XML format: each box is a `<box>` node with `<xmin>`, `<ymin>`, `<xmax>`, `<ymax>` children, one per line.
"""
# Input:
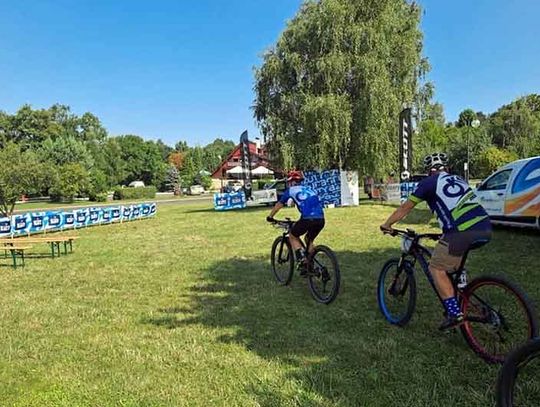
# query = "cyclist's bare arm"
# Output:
<box><xmin>268</xmin><ymin>202</ymin><xmax>284</xmax><ymax>219</ymax></box>
<box><xmin>381</xmin><ymin>199</ymin><xmax>417</xmax><ymax>231</ymax></box>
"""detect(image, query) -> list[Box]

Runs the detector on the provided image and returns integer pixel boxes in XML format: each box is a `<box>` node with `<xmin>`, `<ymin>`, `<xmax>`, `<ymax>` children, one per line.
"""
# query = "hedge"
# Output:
<box><xmin>113</xmin><ymin>186</ymin><xmax>157</xmax><ymax>200</ymax></box>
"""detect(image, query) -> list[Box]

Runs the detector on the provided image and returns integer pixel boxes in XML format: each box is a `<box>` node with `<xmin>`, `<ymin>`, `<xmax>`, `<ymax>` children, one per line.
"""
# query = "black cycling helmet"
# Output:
<box><xmin>423</xmin><ymin>153</ymin><xmax>448</xmax><ymax>172</ymax></box>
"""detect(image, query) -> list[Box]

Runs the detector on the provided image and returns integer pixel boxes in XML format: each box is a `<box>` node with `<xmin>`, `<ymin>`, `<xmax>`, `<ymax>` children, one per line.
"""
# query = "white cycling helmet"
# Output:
<box><xmin>423</xmin><ymin>153</ymin><xmax>448</xmax><ymax>172</ymax></box>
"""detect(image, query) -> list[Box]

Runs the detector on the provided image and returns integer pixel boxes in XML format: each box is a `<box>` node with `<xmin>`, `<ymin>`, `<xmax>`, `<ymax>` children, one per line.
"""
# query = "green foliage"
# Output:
<box><xmin>49</xmin><ymin>163</ymin><xmax>90</xmax><ymax>202</ymax></box>
<box><xmin>91</xmin><ymin>192</ymin><xmax>108</xmax><ymax>202</ymax></box>
<box><xmin>476</xmin><ymin>147</ymin><xmax>519</xmax><ymax>178</ymax></box>
<box><xmin>39</xmin><ymin>135</ymin><xmax>94</xmax><ymax>169</ymax></box>
<box><xmin>456</xmin><ymin>108</ymin><xmax>477</xmax><ymax>127</ymax></box>
<box><xmin>88</xmin><ymin>169</ymin><xmax>109</xmax><ymax>201</ymax></box>
<box><xmin>113</xmin><ymin>186</ymin><xmax>157</xmax><ymax>200</ymax></box>
<box><xmin>254</xmin><ymin>0</ymin><xmax>427</xmax><ymax>176</ymax></box>
<box><xmin>413</xmin><ymin>120</ymin><xmax>449</xmax><ymax>172</ymax></box>
<box><xmin>199</xmin><ymin>175</ymin><xmax>213</xmax><ymax>190</ymax></box>
<box><xmin>0</xmin><ymin>143</ymin><xmax>47</xmax><ymax>216</ymax></box>
<box><xmin>256</xmin><ymin>178</ymin><xmax>275</xmax><ymax>190</ymax></box>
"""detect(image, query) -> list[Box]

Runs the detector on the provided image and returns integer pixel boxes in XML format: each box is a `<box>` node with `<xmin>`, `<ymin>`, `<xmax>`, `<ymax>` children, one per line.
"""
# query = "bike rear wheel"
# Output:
<box><xmin>496</xmin><ymin>338</ymin><xmax>540</xmax><ymax>407</ymax></box>
<box><xmin>460</xmin><ymin>275</ymin><xmax>539</xmax><ymax>364</ymax></box>
<box><xmin>270</xmin><ymin>236</ymin><xmax>294</xmax><ymax>285</ymax></box>
<box><xmin>377</xmin><ymin>258</ymin><xmax>416</xmax><ymax>326</ymax></box>
<box><xmin>307</xmin><ymin>245</ymin><xmax>340</xmax><ymax>304</ymax></box>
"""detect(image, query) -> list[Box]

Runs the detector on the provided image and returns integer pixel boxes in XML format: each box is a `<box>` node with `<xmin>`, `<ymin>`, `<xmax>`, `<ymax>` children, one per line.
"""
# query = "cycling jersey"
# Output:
<box><xmin>410</xmin><ymin>172</ymin><xmax>491</xmax><ymax>233</ymax></box>
<box><xmin>279</xmin><ymin>185</ymin><xmax>324</xmax><ymax>219</ymax></box>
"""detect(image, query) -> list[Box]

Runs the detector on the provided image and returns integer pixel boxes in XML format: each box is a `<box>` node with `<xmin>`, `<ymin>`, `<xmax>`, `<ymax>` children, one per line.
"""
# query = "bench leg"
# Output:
<box><xmin>51</xmin><ymin>243</ymin><xmax>55</xmax><ymax>258</ymax></box>
<box><xmin>69</xmin><ymin>240</ymin><xmax>73</xmax><ymax>253</ymax></box>
<box><xmin>20</xmin><ymin>250</ymin><xmax>25</xmax><ymax>267</ymax></box>
<box><xmin>64</xmin><ymin>241</ymin><xmax>68</xmax><ymax>255</ymax></box>
<box><xmin>10</xmin><ymin>250</ymin><xmax>17</xmax><ymax>269</ymax></box>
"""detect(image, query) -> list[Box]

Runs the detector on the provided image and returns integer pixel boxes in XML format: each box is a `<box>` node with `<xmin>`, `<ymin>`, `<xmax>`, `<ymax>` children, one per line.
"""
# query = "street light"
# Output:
<box><xmin>465</xmin><ymin>118</ymin><xmax>480</xmax><ymax>183</ymax></box>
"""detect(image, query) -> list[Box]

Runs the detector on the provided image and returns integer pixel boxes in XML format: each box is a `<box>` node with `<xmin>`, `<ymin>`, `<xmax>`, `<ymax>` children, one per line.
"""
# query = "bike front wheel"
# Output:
<box><xmin>270</xmin><ymin>236</ymin><xmax>294</xmax><ymax>285</ymax></box>
<box><xmin>307</xmin><ymin>245</ymin><xmax>340</xmax><ymax>304</ymax></box>
<box><xmin>496</xmin><ymin>338</ymin><xmax>540</xmax><ymax>407</ymax></box>
<box><xmin>460</xmin><ymin>275</ymin><xmax>539</xmax><ymax>364</ymax></box>
<box><xmin>377</xmin><ymin>258</ymin><xmax>417</xmax><ymax>326</ymax></box>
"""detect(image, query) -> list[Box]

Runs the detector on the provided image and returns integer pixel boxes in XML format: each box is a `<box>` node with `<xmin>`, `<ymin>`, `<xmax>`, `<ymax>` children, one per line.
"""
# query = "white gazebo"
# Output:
<box><xmin>251</xmin><ymin>166</ymin><xmax>274</xmax><ymax>177</ymax></box>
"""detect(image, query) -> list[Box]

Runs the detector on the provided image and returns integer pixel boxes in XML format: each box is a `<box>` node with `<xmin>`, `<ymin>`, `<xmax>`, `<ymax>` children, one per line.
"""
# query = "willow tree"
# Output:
<box><xmin>254</xmin><ymin>0</ymin><xmax>428</xmax><ymax>176</ymax></box>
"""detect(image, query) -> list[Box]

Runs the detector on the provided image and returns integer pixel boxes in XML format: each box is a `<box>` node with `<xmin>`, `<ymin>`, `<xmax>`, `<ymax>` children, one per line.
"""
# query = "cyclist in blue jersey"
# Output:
<box><xmin>381</xmin><ymin>153</ymin><xmax>492</xmax><ymax>330</ymax></box>
<box><xmin>267</xmin><ymin>170</ymin><xmax>325</xmax><ymax>275</ymax></box>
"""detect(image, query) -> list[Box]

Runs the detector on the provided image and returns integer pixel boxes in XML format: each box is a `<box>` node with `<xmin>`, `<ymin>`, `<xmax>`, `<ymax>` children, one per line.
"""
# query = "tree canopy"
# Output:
<box><xmin>254</xmin><ymin>0</ymin><xmax>428</xmax><ymax>176</ymax></box>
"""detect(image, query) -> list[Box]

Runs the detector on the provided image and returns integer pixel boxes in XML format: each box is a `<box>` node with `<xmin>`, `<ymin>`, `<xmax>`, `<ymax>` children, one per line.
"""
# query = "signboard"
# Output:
<box><xmin>29</xmin><ymin>212</ymin><xmax>46</xmax><ymax>234</ymax></box>
<box><xmin>340</xmin><ymin>171</ymin><xmax>359</xmax><ymax>206</ymax></box>
<box><xmin>251</xmin><ymin>189</ymin><xmax>277</xmax><ymax>205</ymax></box>
<box><xmin>399</xmin><ymin>108</ymin><xmax>413</xmax><ymax>182</ymax></box>
<box><xmin>214</xmin><ymin>191</ymin><xmax>247</xmax><ymax>211</ymax></box>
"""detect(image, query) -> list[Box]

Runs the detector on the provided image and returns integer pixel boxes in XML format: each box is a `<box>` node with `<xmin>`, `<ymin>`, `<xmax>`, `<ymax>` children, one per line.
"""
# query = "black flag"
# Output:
<box><xmin>399</xmin><ymin>108</ymin><xmax>413</xmax><ymax>181</ymax></box>
<box><xmin>239</xmin><ymin>130</ymin><xmax>253</xmax><ymax>198</ymax></box>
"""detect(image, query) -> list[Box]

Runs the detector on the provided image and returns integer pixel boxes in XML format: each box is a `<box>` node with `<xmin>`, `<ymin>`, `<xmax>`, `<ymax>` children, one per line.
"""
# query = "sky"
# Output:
<box><xmin>1</xmin><ymin>0</ymin><xmax>539</xmax><ymax>146</ymax></box>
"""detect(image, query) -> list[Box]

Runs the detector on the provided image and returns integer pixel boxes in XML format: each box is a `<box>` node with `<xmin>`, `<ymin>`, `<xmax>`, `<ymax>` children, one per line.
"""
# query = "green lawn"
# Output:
<box><xmin>0</xmin><ymin>202</ymin><xmax>538</xmax><ymax>406</ymax></box>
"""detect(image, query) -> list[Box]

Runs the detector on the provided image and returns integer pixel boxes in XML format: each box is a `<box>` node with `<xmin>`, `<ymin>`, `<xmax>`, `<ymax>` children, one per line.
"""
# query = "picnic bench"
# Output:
<box><xmin>0</xmin><ymin>244</ymin><xmax>33</xmax><ymax>269</ymax></box>
<box><xmin>0</xmin><ymin>235</ymin><xmax>78</xmax><ymax>258</ymax></box>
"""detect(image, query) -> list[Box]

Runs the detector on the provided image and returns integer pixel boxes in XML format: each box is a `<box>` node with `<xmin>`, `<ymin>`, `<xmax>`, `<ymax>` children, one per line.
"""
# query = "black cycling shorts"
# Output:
<box><xmin>290</xmin><ymin>218</ymin><xmax>325</xmax><ymax>242</ymax></box>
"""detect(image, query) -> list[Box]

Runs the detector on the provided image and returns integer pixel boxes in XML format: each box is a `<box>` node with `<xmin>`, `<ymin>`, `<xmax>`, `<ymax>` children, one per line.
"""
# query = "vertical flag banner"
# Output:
<box><xmin>399</xmin><ymin>108</ymin><xmax>413</xmax><ymax>182</ymax></box>
<box><xmin>239</xmin><ymin>130</ymin><xmax>253</xmax><ymax>199</ymax></box>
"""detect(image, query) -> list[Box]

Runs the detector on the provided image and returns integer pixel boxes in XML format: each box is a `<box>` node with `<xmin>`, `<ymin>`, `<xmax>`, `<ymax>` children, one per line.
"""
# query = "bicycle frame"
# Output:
<box><xmin>274</xmin><ymin>220</ymin><xmax>322</xmax><ymax>269</ymax></box>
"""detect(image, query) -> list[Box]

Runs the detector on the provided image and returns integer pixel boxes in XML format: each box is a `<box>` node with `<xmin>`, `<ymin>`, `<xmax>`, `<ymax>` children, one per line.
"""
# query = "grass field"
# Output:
<box><xmin>0</xmin><ymin>201</ymin><xmax>538</xmax><ymax>406</ymax></box>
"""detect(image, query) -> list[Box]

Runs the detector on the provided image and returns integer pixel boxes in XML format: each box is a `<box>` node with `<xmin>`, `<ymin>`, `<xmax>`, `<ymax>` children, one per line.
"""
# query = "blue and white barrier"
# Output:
<box><xmin>0</xmin><ymin>202</ymin><xmax>157</xmax><ymax>238</ymax></box>
<box><xmin>213</xmin><ymin>191</ymin><xmax>247</xmax><ymax>211</ymax></box>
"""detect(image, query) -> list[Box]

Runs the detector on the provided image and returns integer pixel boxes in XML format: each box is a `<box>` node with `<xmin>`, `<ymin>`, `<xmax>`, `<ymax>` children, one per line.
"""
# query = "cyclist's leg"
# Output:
<box><xmin>430</xmin><ymin>237</ymin><xmax>464</xmax><ymax>329</ymax></box>
<box><xmin>290</xmin><ymin>219</ymin><xmax>309</xmax><ymax>263</ymax></box>
<box><xmin>305</xmin><ymin>218</ymin><xmax>325</xmax><ymax>254</ymax></box>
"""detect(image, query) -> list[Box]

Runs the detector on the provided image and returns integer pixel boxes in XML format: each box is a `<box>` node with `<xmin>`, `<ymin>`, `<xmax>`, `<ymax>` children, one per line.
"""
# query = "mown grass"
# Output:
<box><xmin>0</xmin><ymin>201</ymin><xmax>538</xmax><ymax>406</ymax></box>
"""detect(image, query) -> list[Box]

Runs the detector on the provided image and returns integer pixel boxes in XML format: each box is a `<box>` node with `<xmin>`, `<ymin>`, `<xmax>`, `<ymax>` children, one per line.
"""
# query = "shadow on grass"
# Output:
<box><xmin>144</xmin><ymin>245</ymin><xmax>509</xmax><ymax>406</ymax></box>
<box><xmin>184</xmin><ymin>205</ymin><xmax>272</xmax><ymax>215</ymax></box>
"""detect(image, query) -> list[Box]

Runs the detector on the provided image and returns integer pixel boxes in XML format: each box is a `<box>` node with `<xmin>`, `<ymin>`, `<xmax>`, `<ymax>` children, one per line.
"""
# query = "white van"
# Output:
<box><xmin>474</xmin><ymin>156</ymin><xmax>540</xmax><ymax>229</ymax></box>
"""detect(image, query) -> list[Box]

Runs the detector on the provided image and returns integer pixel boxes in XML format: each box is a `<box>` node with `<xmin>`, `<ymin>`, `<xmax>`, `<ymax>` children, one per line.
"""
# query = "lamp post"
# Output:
<box><xmin>465</xmin><ymin>118</ymin><xmax>480</xmax><ymax>183</ymax></box>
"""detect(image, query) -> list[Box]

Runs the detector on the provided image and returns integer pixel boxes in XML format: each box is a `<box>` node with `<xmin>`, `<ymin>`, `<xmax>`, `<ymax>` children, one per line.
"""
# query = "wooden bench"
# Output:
<box><xmin>1</xmin><ymin>245</ymin><xmax>32</xmax><ymax>269</ymax></box>
<box><xmin>0</xmin><ymin>235</ymin><xmax>78</xmax><ymax>257</ymax></box>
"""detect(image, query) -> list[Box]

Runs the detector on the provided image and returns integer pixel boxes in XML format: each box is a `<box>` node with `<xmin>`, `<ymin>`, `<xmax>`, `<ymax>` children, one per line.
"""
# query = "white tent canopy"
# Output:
<box><xmin>226</xmin><ymin>166</ymin><xmax>245</xmax><ymax>174</ymax></box>
<box><xmin>252</xmin><ymin>166</ymin><xmax>274</xmax><ymax>175</ymax></box>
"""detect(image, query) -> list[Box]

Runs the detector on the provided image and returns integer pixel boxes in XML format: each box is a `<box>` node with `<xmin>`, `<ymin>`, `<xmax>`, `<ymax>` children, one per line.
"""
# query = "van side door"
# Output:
<box><xmin>476</xmin><ymin>169</ymin><xmax>513</xmax><ymax>216</ymax></box>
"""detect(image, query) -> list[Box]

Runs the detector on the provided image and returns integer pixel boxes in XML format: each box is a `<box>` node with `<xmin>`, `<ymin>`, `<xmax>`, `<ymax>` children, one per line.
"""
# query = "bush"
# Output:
<box><xmin>200</xmin><ymin>175</ymin><xmax>213</xmax><ymax>190</ymax></box>
<box><xmin>113</xmin><ymin>186</ymin><xmax>157</xmax><ymax>200</ymax></box>
<box><xmin>90</xmin><ymin>192</ymin><xmax>108</xmax><ymax>202</ymax></box>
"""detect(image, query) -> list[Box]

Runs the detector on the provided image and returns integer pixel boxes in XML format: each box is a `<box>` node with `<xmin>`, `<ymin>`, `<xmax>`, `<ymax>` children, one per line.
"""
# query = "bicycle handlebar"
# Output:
<box><xmin>381</xmin><ymin>227</ymin><xmax>441</xmax><ymax>241</ymax></box>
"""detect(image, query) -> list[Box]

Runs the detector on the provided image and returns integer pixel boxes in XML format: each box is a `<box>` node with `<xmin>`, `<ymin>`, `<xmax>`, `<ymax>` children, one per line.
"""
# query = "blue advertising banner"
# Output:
<box><xmin>0</xmin><ymin>217</ymin><xmax>11</xmax><ymax>237</ymax></box>
<box><xmin>63</xmin><ymin>212</ymin><xmax>76</xmax><ymax>229</ymax></box>
<box><xmin>110</xmin><ymin>207</ymin><xmax>121</xmax><ymax>222</ymax></box>
<box><xmin>12</xmin><ymin>213</ymin><xmax>31</xmax><ymax>236</ymax></box>
<box><xmin>2</xmin><ymin>203</ymin><xmax>157</xmax><ymax>237</ymax></box>
<box><xmin>400</xmin><ymin>182</ymin><xmax>419</xmax><ymax>203</ymax></box>
<box><xmin>29</xmin><ymin>212</ymin><xmax>46</xmax><ymax>234</ymax></box>
<box><xmin>75</xmin><ymin>209</ymin><xmax>89</xmax><ymax>228</ymax></box>
<box><xmin>213</xmin><ymin>191</ymin><xmax>247</xmax><ymax>211</ymax></box>
<box><xmin>304</xmin><ymin>170</ymin><xmax>341</xmax><ymax>206</ymax></box>
<box><xmin>45</xmin><ymin>211</ymin><xmax>63</xmax><ymax>230</ymax></box>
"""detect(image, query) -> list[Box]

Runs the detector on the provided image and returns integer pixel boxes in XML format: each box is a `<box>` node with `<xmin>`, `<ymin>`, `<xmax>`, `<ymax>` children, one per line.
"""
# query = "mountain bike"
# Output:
<box><xmin>496</xmin><ymin>338</ymin><xmax>540</xmax><ymax>406</ymax></box>
<box><xmin>270</xmin><ymin>218</ymin><xmax>340</xmax><ymax>304</ymax></box>
<box><xmin>377</xmin><ymin>228</ymin><xmax>538</xmax><ymax>364</ymax></box>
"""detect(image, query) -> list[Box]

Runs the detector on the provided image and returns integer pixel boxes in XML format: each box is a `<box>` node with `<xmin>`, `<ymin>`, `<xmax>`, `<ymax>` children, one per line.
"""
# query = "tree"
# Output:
<box><xmin>168</xmin><ymin>151</ymin><xmax>184</xmax><ymax>170</ymax></box>
<box><xmin>456</xmin><ymin>109</ymin><xmax>477</xmax><ymax>128</ymax></box>
<box><xmin>39</xmin><ymin>135</ymin><xmax>94</xmax><ymax>169</ymax></box>
<box><xmin>49</xmin><ymin>163</ymin><xmax>90</xmax><ymax>202</ymax></box>
<box><xmin>0</xmin><ymin>143</ymin><xmax>47</xmax><ymax>216</ymax></box>
<box><xmin>488</xmin><ymin>95</ymin><xmax>540</xmax><ymax>157</ymax></box>
<box><xmin>164</xmin><ymin>165</ymin><xmax>181</xmax><ymax>194</ymax></box>
<box><xmin>156</xmin><ymin>139</ymin><xmax>174</xmax><ymax>161</ymax></box>
<box><xmin>413</xmin><ymin>120</ymin><xmax>449</xmax><ymax>172</ymax></box>
<box><xmin>115</xmin><ymin>135</ymin><xmax>167</xmax><ymax>186</ymax></box>
<box><xmin>476</xmin><ymin>147</ymin><xmax>519</xmax><ymax>178</ymax></box>
<box><xmin>254</xmin><ymin>0</ymin><xmax>427</xmax><ymax>176</ymax></box>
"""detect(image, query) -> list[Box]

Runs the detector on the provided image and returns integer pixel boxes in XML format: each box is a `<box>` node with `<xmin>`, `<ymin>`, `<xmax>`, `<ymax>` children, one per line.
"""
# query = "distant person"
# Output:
<box><xmin>364</xmin><ymin>175</ymin><xmax>374</xmax><ymax>199</ymax></box>
<box><xmin>380</xmin><ymin>153</ymin><xmax>492</xmax><ymax>330</ymax></box>
<box><xmin>266</xmin><ymin>170</ymin><xmax>325</xmax><ymax>275</ymax></box>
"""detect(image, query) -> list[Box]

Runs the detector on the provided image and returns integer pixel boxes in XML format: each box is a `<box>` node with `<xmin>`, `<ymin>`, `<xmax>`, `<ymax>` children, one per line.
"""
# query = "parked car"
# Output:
<box><xmin>264</xmin><ymin>179</ymin><xmax>287</xmax><ymax>202</ymax></box>
<box><xmin>128</xmin><ymin>181</ymin><xmax>145</xmax><ymax>188</ymax></box>
<box><xmin>189</xmin><ymin>185</ymin><xmax>205</xmax><ymax>195</ymax></box>
<box><xmin>473</xmin><ymin>156</ymin><xmax>540</xmax><ymax>229</ymax></box>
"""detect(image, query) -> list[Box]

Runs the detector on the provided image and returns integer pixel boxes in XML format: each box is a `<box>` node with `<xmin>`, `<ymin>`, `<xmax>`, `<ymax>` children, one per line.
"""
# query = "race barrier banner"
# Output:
<box><xmin>1</xmin><ymin>202</ymin><xmax>156</xmax><ymax>237</ymax></box>
<box><xmin>304</xmin><ymin>169</ymin><xmax>342</xmax><ymax>206</ymax></box>
<box><xmin>400</xmin><ymin>182</ymin><xmax>419</xmax><ymax>203</ymax></box>
<box><xmin>213</xmin><ymin>191</ymin><xmax>247</xmax><ymax>211</ymax></box>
